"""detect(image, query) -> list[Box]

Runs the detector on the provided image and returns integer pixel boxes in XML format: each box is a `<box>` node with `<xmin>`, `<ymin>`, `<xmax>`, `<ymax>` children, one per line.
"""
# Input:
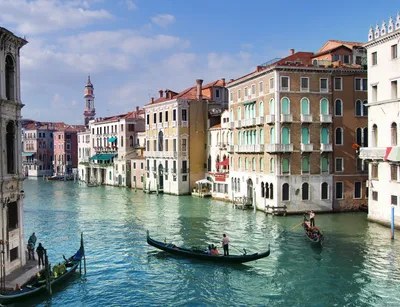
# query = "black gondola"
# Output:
<box><xmin>147</xmin><ymin>230</ymin><xmax>270</xmax><ymax>264</ymax></box>
<box><xmin>302</xmin><ymin>221</ymin><xmax>324</xmax><ymax>246</ymax></box>
<box><xmin>0</xmin><ymin>241</ymin><xmax>84</xmax><ymax>305</ymax></box>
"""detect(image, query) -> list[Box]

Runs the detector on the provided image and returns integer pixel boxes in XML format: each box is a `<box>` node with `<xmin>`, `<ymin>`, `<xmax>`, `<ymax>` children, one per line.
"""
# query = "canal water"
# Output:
<box><xmin>18</xmin><ymin>178</ymin><xmax>400</xmax><ymax>307</ymax></box>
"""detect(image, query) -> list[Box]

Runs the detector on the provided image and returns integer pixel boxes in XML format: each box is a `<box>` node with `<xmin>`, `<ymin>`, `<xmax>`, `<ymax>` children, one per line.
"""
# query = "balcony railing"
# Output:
<box><xmin>242</xmin><ymin>118</ymin><xmax>256</xmax><ymax>127</ymax></box>
<box><xmin>320</xmin><ymin>114</ymin><xmax>332</xmax><ymax>123</ymax></box>
<box><xmin>181</xmin><ymin>168</ymin><xmax>189</xmax><ymax>174</ymax></box>
<box><xmin>163</xmin><ymin>122</ymin><xmax>169</xmax><ymax>128</ymax></box>
<box><xmin>265</xmin><ymin>115</ymin><xmax>275</xmax><ymax>124</ymax></box>
<box><xmin>255</xmin><ymin>144</ymin><xmax>265</xmax><ymax>152</ymax></box>
<box><xmin>171</xmin><ymin>168</ymin><xmax>177</xmax><ymax>174</ymax></box>
<box><xmin>144</xmin><ymin>151</ymin><xmax>177</xmax><ymax>158</ymax></box>
<box><xmin>228</xmin><ymin>145</ymin><xmax>235</xmax><ymax>153</ymax></box>
<box><xmin>301</xmin><ymin>143</ymin><xmax>314</xmax><ymax>152</ymax></box>
<box><xmin>301</xmin><ymin>114</ymin><xmax>313</xmax><ymax>123</ymax></box>
<box><xmin>234</xmin><ymin>120</ymin><xmax>242</xmax><ymax>128</ymax></box>
<box><xmin>266</xmin><ymin>144</ymin><xmax>293</xmax><ymax>153</ymax></box>
<box><xmin>217</xmin><ymin>142</ymin><xmax>228</xmax><ymax>149</ymax></box>
<box><xmin>359</xmin><ymin>147</ymin><xmax>387</xmax><ymax>160</ymax></box>
<box><xmin>280</xmin><ymin>114</ymin><xmax>293</xmax><ymax>123</ymax></box>
<box><xmin>320</xmin><ymin>143</ymin><xmax>333</xmax><ymax>152</ymax></box>
<box><xmin>255</xmin><ymin>116</ymin><xmax>264</xmax><ymax>126</ymax></box>
<box><xmin>182</xmin><ymin>121</ymin><xmax>189</xmax><ymax>127</ymax></box>
<box><xmin>229</xmin><ymin>122</ymin><xmax>235</xmax><ymax>129</ymax></box>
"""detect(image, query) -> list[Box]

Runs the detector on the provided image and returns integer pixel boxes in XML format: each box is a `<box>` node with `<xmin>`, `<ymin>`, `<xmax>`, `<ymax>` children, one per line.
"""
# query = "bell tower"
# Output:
<box><xmin>83</xmin><ymin>75</ymin><xmax>96</xmax><ymax>126</ymax></box>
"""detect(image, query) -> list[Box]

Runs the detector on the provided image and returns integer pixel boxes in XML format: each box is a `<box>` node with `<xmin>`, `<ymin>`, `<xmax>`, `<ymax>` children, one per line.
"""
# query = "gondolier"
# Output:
<box><xmin>221</xmin><ymin>234</ymin><xmax>230</xmax><ymax>256</ymax></box>
<box><xmin>309</xmin><ymin>210</ymin><xmax>315</xmax><ymax>227</ymax></box>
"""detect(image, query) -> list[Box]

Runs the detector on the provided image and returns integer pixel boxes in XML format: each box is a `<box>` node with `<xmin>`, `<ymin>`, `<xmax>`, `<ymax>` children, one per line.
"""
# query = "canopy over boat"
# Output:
<box><xmin>146</xmin><ymin>231</ymin><xmax>270</xmax><ymax>264</ymax></box>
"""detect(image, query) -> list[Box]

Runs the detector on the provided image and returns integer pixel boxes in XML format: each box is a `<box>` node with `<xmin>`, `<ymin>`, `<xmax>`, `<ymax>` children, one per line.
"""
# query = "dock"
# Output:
<box><xmin>4</xmin><ymin>259</ymin><xmax>42</xmax><ymax>291</ymax></box>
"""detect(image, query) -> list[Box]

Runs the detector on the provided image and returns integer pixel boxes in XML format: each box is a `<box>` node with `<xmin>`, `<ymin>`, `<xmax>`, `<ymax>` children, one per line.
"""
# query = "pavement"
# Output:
<box><xmin>4</xmin><ymin>259</ymin><xmax>44</xmax><ymax>291</ymax></box>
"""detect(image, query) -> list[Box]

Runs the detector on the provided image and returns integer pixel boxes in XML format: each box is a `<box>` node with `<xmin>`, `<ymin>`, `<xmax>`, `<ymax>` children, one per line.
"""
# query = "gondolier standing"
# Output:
<box><xmin>309</xmin><ymin>210</ymin><xmax>315</xmax><ymax>227</ymax></box>
<box><xmin>221</xmin><ymin>234</ymin><xmax>230</xmax><ymax>256</ymax></box>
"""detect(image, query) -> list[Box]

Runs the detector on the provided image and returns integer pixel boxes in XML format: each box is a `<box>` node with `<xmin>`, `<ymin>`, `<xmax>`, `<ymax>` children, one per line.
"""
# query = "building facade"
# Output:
<box><xmin>143</xmin><ymin>79</ymin><xmax>228</xmax><ymax>195</ymax></box>
<box><xmin>227</xmin><ymin>42</ymin><xmax>367</xmax><ymax>213</ymax></box>
<box><xmin>360</xmin><ymin>14</ymin><xmax>400</xmax><ymax>227</ymax></box>
<box><xmin>0</xmin><ymin>26</ymin><xmax>28</xmax><ymax>274</ymax></box>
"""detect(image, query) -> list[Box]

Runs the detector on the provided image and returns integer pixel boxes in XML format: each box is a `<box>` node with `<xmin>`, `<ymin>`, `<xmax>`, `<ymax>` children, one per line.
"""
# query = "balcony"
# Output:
<box><xmin>255</xmin><ymin>144</ymin><xmax>265</xmax><ymax>152</ymax></box>
<box><xmin>320</xmin><ymin>143</ymin><xmax>333</xmax><ymax>152</ymax></box>
<box><xmin>301</xmin><ymin>143</ymin><xmax>314</xmax><ymax>152</ymax></box>
<box><xmin>234</xmin><ymin>120</ymin><xmax>242</xmax><ymax>128</ymax></box>
<box><xmin>320</xmin><ymin>114</ymin><xmax>332</xmax><ymax>123</ymax></box>
<box><xmin>163</xmin><ymin>122</ymin><xmax>169</xmax><ymax>128</ymax></box>
<box><xmin>171</xmin><ymin>168</ymin><xmax>177</xmax><ymax>174</ymax></box>
<box><xmin>242</xmin><ymin>118</ymin><xmax>256</xmax><ymax>127</ymax></box>
<box><xmin>359</xmin><ymin>147</ymin><xmax>387</xmax><ymax>160</ymax></box>
<box><xmin>265</xmin><ymin>115</ymin><xmax>275</xmax><ymax>124</ymax></box>
<box><xmin>182</xmin><ymin>121</ymin><xmax>189</xmax><ymax>127</ymax></box>
<box><xmin>280</xmin><ymin>114</ymin><xmax>293</xmax><ymax>123</ymax></box>
<box><xmin>265</xmin><ymin>144</ymin><xmax>293</xmax><ymax>153</ymax></box>
<box><xmin>229</xmin><ymin>122</ymin><xmax>235</xmax><ymax>129</ymax></box>
<box><xmin>218</xmin><ymin>142</ymin><xmax>228</xmax><ymax>150</ymax></box>
<box><xmin>301</xmin><ymin>114</ymin><xmax>313</xmax><ymax>123</ymax></box>
<box><xmin>181</xmin><ymin>168</ymin><xmax>189</xmax><ymax>174</ymax></box>
<box><xmin>228</xmin><ymin>145</ymin><xmax>235</xmax><ymax>153</ymax></box>
<box><xmin>171</xmin><ymin>121</ymin><xmax>177</xmax><ymax>128</ymax></box>
<box><xmin>255</xmin><ymin>116</ymin><xmax>264</xmax><ymax>126</ymax></box>
<box><xmin>157</xmin><ymin>123</ymin><xmax>163</xmax><ymax>129</ymax></box>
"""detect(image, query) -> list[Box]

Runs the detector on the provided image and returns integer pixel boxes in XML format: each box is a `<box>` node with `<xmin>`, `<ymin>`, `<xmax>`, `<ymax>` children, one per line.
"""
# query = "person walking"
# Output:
<box><xmin>36</xmin><ymin>243</ymin><xmax>45</xmax><ymax>266</ymax></box>
<box><xmin>28</xmin><ymin>232</ymin><xmax>37</xmax><ymax>247</ymax></box>
<box><xmin>309</xmin><ymin>210</ymin><xmax>315</xmax><ymax>227</ymax></box>
<box><xmin>221</xmin><ymin>234</ymin><xmax>230</xmax><ymax>256</ymax></box>
<box><xmin>27</xmin><ymin>242</ymin><xmax>35</xmax><ymax>260</ymax></box>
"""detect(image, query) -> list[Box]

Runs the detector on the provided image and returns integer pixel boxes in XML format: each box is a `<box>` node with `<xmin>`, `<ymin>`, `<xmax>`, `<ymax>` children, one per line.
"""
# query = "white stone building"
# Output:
<box><xmin>360</xmin><ymin>14</ymin><xmax>400</xmax><ymax>227</ymax></box>
<box><xmin>0</xmin><ymin>26</ymin><xmax>28</xmax><ymax>274</ymax></box>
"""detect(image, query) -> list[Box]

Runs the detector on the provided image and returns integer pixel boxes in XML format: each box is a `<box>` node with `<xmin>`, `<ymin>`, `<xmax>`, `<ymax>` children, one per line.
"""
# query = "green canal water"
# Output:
<box><xmin>18</xmin><ymin>178</ymin><xmax>400</xmax><ymax>307</ymax></box>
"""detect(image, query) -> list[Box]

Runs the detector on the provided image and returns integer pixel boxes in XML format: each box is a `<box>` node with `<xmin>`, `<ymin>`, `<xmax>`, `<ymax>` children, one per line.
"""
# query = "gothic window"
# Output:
<box><xmin>261</xmin><ymin>182</ymin><xmax>265</xmax><ymax>198</ymax></box>
<box><xmin>5</xmin><ymin>55</ymin><xmax>15</xmax><ymax>101</ymax></box>
<box><xmin>321</xmin><ymin>182</ymin><xmax>329</xmax><ymax>200</ymax></box>
<box><xmin>6</xmin><ymin>121</ymin><xmax>15</xmax><ymax>174</ymax></box>
<box><xmin>269</xmin><ymin>183</ymin><xmax>273</xmax><ymax>200</ymax></box>
<box><xmin>372</xmin><ymin>124</ymin><xmax>378</xmax><ymax>147</ymax></box>
<box><xmin>391</xmin><ymin>122</ymin><xmax>398</xmax><ymax>146</ymax></box>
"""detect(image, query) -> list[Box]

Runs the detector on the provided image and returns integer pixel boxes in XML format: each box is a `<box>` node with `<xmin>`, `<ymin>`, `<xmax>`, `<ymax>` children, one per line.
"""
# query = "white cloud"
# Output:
<box><xmin>125</xmin><ymin>0</ymin><xmax>136</xmax><ymax>10</ymax></box>
<box><xmin>0</xmin><ymin>0</ymin><xmax>113</xmax><ymax>35</ymax></box>
<box><xmin>151</xmin><ymin>14</ymin><xmax>176</xmax><ymax>27</ymax></box>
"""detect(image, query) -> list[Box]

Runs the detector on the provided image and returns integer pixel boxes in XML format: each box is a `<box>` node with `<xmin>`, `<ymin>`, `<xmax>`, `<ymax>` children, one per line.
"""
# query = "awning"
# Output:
<box><xmin>89</xmin><ymin>154</ymin><xmax>99</xmax><ymax>160</ymax></box>
<box><xmin>96</xmin><ymin>154</ymin><xmax>116</xmax><ymax>161</ymax></box>
<box><xmin>22</xmin><ymin>152</ymin><xmax>34</xmax><ymax>157</ymax></box>
<box><xmin>384</xmin><ymin>147</ymin><xmax>400</xmax><ymax>162</ymax></box>
<box><xmin>196</xmin><ymin>179</ymin><xmax>213</xmax><ymax>185</ymax></box>
<box><xmin>108</xmin><ymin>137</ymin><xmax>117</xmax><ymax>143</ymax></box>
<box><xmin>216</xmin><ymin>158</ymin><xmax>229</xmax><ymax>167</ymax></box>
<box><xmin>243</xmin><ymin>100</ymin><xmax>256</xmax><ymax>106</ymax></box>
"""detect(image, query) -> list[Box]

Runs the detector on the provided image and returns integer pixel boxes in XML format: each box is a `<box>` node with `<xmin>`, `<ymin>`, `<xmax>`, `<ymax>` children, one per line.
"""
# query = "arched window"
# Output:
<box><xmin>261</xmin><ymin>182</ymin><xmax>265</xmax><ymax>198</ymax></box>
<box><xmin>391</xmin><ymin>122</ymin><xmax>397</xmax><ymax>146</ymax></box>
<box><xmin>269</xmin><ymin>98</ymin><xmax>275</xmax><ymax>115</ymax></box>
<box><xmin>356</xmin><ymin>128</ymin><xmax>362</xmax><ymax>145</ymax></box>
<box><xmin>302</xmin><ymin>156</ymin><xmax>310</xmax><ymax>173</ymax></box>
<box><xmin>301</xmin><ymin>98</ymin><xmax>310</xmax><ymax>115</ymax></box>
<box><xmin>282</xmin><ymin>158</ymin><xmax>289</xmax><ymax>174</ymax></box>
<box><xmin>302</xmin><ymin>182</ymin><xmax>309</xmax><ymax>200</ymax></box>
<box><xmin>230</xmin><ymin>156</ymin><xmax>233</xmax><ymax>169</ymax></box>
<box><xmin>265</xmin><ymin>183</ymin><xmax>269</xmax><ymax>199</ymax></box>
<box><xmin>238</xmin><ymin>157</ymin><xmax>242</xmax><ymax>169</ymax></box>
<box><xmin>269</xmin><ymin>183</ymin><xmax>274</xmax><ymax>200</ymax></box>
<box><xmin>245</xmin><ymin>157</ymin><xmax>248</xmax><ymax>170</ymax></box>
<box><xmin>130</xmin><ymin>135</ymin><xmax>134</xmax><ymax>147</ymax></box>
<box><xmin>238</xmin><ymin>131</ymin><xmax>242</xmax><ymax>145</ymax></box>
<box><xmin>237</xmin><ymin>107</ymin><xmax>241</xmax><ymax>120</ymax></box>
<box><xmin>321</xmin><ymin>182</ymin><xmax>328</xmax><ymax>200</ymax></box>
<box><xmin>230</xmin><ymin>132</ymin><xmax>233</xmax><ymax>145</ymax></box>
<box><xmin>335</xmin><ymin>128</ymin><xmax>343</xmax><ymax>145</ymax></box>
<box><xmin>5</xmin><ymin>55</ymin><xmax>15</xmax><ymax>101</ymax></box>
<box><xmin>260</xmin><ymin>129</ymin><xmax>264</xmax><ymax>145</ymax></box>
<box><xmin>109</xmin><ymin>171</ymin><xmax>112</xmax><ymax>180</ymax></box>
<box><xmin>355</xmin><ymin>100</ymin><xmax>362</xmax><ymax>116</ymax></box>
<box><xmin>363</xmin><ymin>100</ymin><xmax>368</xmax><ymax>116</ymax></box>
<box><xmin>282</xmin><ymin>183</ymin><xmax>289</xmax><ymax>201</ymax></box>
<box><xmin>270</xmin><ymin>158</ymin><xmax>275</xmax><ymax>173</ymax></box>
<box><xmin>252</xmin><ymin>157</ymin><xmax>256</xmax><ymax>171</ymax></box>
<box><xmin>372</xmin><ymin>124</ymin><xmax>378</xmax><ymax>147</ymax></box>
<box><xmin>301</xmin><ymin>127</ymin><xmax>309</xmax><ymax>144</ymax></box>
<box><xmin>6</xmin><ymin>121</ymin><xmax>15</xmax><ymax>174</ymax></box>
<box><xmin>281</xmin><ymin>97</ymin><xmax>290</xmax><ymax>114</ymax></box>
<box><xmin>363</xmin><ymin>127</ymin><xmax>368</xmax><ymax>147</ymax></box>
<box><xmin>321</xmin><ymin>157</ymin><xmax>329</xmax><ymax>173</ymax></box>
<box><xmin>260</xmin><ymin>157</ymin><xmax>264</xmax><ymax>172</ymax></box>
<box><xmin>158</xmin><ymin>131</ymin><xmax>163</xmax><ymax>151</ymax></box>
<box><xmin>335</xmin><ymin>99</ymin><xmax>343</xmax><ymax>116</ymax></box>
<box><xmin>320</xmin><ymin>98</ymin><xmax>329</xmax><ymax>115</ymax></box>
<box><xmin>270</xmin><ymin>127</ymin><xmax>275</xmax><ymax>144</ymax></box>
<box><xmin>230</xmin><ymin>109</ymin><xmax>234</xmax><ymax>121</ymax></box>
<box><xmin>282</xmin><ymin>127</ymin><xmax>290</xmax><ymax>144</ymax></box>
<box><xmin>259</xmin><ymin>101</ymin><xmax>264</xmax><ymax>116</ymax></box>
<box><xmin>231</xmin><ymin>177</ymin><xmax>235</xmax><ymax>192</ymax></box>
<box><xmin>216</xmin><ymin>132</ymin><xmax>220</xmax><ymax>145</ymax></box>
<box><xmin>237</xmin><ymin>178</ymin><xmax>241</xmax><ymax>193</ymax></box>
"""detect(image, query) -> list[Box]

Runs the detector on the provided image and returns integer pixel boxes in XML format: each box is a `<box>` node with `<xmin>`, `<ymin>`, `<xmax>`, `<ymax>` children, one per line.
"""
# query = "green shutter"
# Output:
<box><xmin>270</xmin><ymin>99</ymin><xmax>275</xmax><ymax>115</ymax></box>
<box><xmin>260</xmin><ymin>129</ymin><xmax>264</xmax><ymax>145</ymax></box>
<box><xmin>321</xmin><ymin>128</ymin><xmax>328</xmax><ymax>144</ymax></box>
<box><xmin>270</xmin><ymin>127</ymin><xmax>275</xmax><ymax>144</ymax></box>
<box><xmin>259</xmin><ymin>101</ymin><xmax>264</xmax><ymax>116</ymax></box>
<box><xmin>260</xmin><ymin>158</ymin><xmax>264</xmax><ymax>171</ymax></box>
<box><xmin>320</xmin><ymin>98</ymin><xmax>328</xmax><ymax>115</ymax></box>
<box><xmin>282</xmin><ymin>127</ymin><xmax>290</xmax><ymax>144</ymax></box>
<box><xmin>281</xmin><ymin>98</ymin><xmax>289</xmax><ymax>114</ymax></box>
<box><xmin>301</xmin><ymin>98</ymin><xmax>309</xmax><ymax>115</ymax></box>
<box><xmin>282</xmin><ymin>158</ymin><xmax>289</xmax><ymax>173</ymax></box>
<box><xmin>302</xmin><ymin>157</ymin><xmax>310</xmax><ymax>172</ymax></box>
<box><xmin>321</xmin><ymin>157</ymin><xmax>328</xmax><ymax>172</ymax></box>
<box><xmin>301</xmin><ymin>127</ymin><xmax>309</xmax><ymax>144</ymax></box>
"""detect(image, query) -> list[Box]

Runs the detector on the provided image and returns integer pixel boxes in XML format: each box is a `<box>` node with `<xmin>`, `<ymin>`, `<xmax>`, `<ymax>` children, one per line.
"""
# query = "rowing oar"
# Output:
<box><xmin>290</xmin><ymin>221</ymin><xmax>303</xmax><ymax>231</ymax></box>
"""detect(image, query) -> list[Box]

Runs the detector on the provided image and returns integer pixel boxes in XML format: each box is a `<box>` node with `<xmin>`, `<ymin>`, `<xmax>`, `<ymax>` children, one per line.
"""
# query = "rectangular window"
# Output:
<box><xmin>165</xmin><ymin>111</ymin><xmax>168</xmax><ymax>122</ymax></box>
<box><xmin>229</xmin><ymin>91</ymin><xmax>233</xmax><ymax>102</ymax></box>
<box><xmin>153</xmin><ymin>113</ymin><xmax>156</xmax><ymax>124</ymax></box>
<box><xmin>320</xmin><ymin>78</ymin><xmax>328</xmax><ymax>92</ymax></box>
<box><xmin>133</xmin><ymin>162</ymin><xmax>136</xmax><ymax>169</ymax></box>
<box><xmin>332</xmin><ymin>54</ymin><xmax>340</xmax><ymax>62</ymax></box>
<box><xmin>391</xmin><ymin>195</ymin><xmax>398</xmax><ymax>205</ymax></box>
<box><xmin>165</xmin><ymin>139</ymin><xmax>168</xmax><ymax>151</ymax></box>
<box><xmin>281</xmin><ymin>77</ymin><xmax>289</xmax><ymax>91</ymax></box>
<box><xmin>300</xmin><ymin>77</ymin><xmax>309</xmax><ymax>92</ymax></box>
<box><xmin>244</xmin><ymin>87</ymin><xmax>248</xmax><ymax>97</ymax></box>
<box><xmin>372</xmin><ymin>85</ymin><xmax>378</xmax><ymax>102</ymax></box>
<box><xmin>335</xmin><ymin>182</ymin><xmax>343</xmax><ymax>199</ymax></box>
<box><xmin>153</xmin><ymin>140</ymin><xmax>156</xmax><ymax>151</ymax></box>
<box><xmin>356</xmin><ymin>158</ymin><xmax>364</xmax><ymax>171</ymax></box>
<box><xmin>182</xmin><ymin>139</ymin><xmax>187</xmax><ymax>151</ymax></box>
<box><xmin>146</xmin><ymin>140</ymin><xmax>149</xmax><ymax>151</ymax></box>
<box><xmin>371</xmin><ymin>164</ymin><xmax>378</xmax><ymax>179</ymax></box>
<box><xmin>10</xmin><ymin>247</ymin><xmax>18</xmax><ymax>262</ymax></box>
<box><xmin>391</xmin><ymin>44</ymin><xmax>398</xmax><ymax>59</ymax></box>
<box><xmin>173</xmin><ymin>139</ymin><xmax>177</xmax><ymax>152</ymax></box>
<box><xmin>251</xmin><ymin>84</ymin><xmax>256</xmax><ymax>95</ymax></box>
<box><xmin>7</xmin><ymin>202</ymin><xmax>18</xmax><ymax>230</ymax></box>
<box><xmin>269</xmin><ymin>78</ymin><xmax>274</xmax><ymax>91</ymax></box>
<box><xmin>334</xmin><ymin>77</ymin><xmax>342</xmax><ymax>90</ymax></box>
<box><xmin>259</xmin><ymin>81</ymin><xmax>264</xmax><ymax>93</ymax></box>
<box><xmin>354</xmin><ymin>182</ymin><xmax>362</xmax><ymax>199</ymax></box>
<box><xmin>355</xmin><ymin>78</ymin><xmax>368</xmax><ymax>91</ymax></box>
<box><xmin>183</xmin><ymin>175</ymin><xmax>187</xmax><ymax>182</ymax></box>
<box><xmin>372</xmin><ymin>191</ymin><xmax>378</xmax><ymax>201</ymax></box>
<box><xmin>182</xmin><ymin>160</ymin><xmax>187</xmax><ymax>173</ymax></box>
<box><xmin>141</xmin><ymin>162</ymin><xmax>143</xmax><ymax>169</ymax></box>
<box><xmin>237</xmin><ymin>89</ymin><xmax>241</xmax><ymax>100</ymax></box>
<box><xmin>216</xmin><ymin>89</ymin><xmax>220</xmax><ymax>98</ymax></box>
<box><xmin>335</xmin><ymin>158</ymin><xmax>344</xmax><ymax>172</ymax></box>
<box><xmin>159</xmin><ymin>112</ymin><xmax>162</xmax><ymax>123</ymax></box>
<box><xmin>391</xmin><ymin>165</ymin><xmax>398</xmax><ymax>181</ymax></box>
<box><xmin>391</xmin><ymin>80</ymin><xmax>398</xmax><ymax>99</ymax></box>
<box><xmin>356</xmin><ymin>56</ymin><xmax>362</xmax><ymax>65</ymax></box>
<box><xmin>372</xmin><ymin>52</ymin><xmax>377</xmax><ymax>65</ymax></box>
<box><xmin>173</xmin><ymin>109</ymin><xmax>177</xmax><ymax>121</ymax></box>
<box><xmin>343</xmin><ymin>54</ymin><xmax>350</xmax><ymax>64</ymax></box>
<box><xmin>182</xmin><ymin>109</ymin><xmax>187</xmax><ymax>121</ymax></box>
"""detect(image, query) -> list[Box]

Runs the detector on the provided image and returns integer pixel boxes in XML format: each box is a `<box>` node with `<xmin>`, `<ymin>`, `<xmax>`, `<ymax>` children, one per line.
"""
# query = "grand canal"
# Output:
<box><xmin>20</xmin><ymin>178</ymin><xmax>400</xmax><ymax>307</ymax></box>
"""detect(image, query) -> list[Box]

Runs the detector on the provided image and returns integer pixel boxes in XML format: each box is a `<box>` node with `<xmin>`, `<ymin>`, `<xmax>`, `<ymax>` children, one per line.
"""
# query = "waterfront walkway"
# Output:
<box><xmin>4</xmin><ymin>259</ymin><xmax>42</xmax><ymax>291</ymax></box>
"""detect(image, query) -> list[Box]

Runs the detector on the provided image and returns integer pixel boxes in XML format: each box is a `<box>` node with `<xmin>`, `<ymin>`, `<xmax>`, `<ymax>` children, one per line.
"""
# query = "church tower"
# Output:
<box><xmin>83</xmin><ymin>75</ymin><xmax>96</xmax><ymax>126</ymax></box>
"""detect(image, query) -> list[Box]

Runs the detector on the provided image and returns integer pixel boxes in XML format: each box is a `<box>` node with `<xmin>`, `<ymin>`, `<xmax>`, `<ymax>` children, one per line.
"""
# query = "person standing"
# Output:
<box><xmin>309</xmin><ymin>210</ymin><xmax>315</xmax><ymax>227</ymax></box>
<box><xmin>221</xmin><ymin>234</ymin><xmax>230</xmax><ymax>256</ymax></box>
<box><xmin>36</xmin><ymin>243</ymin><xmax>45</xmax><ymax>266</ymax></box>
<box><xmin>27</xmin><ymin>242</ymin><xmax>35</xmax><ymax>260</ymax></box>
<box><xmin>28</xmin><ymin>233</ymin><xmax>37</xmax><ymax>247</ymax></box>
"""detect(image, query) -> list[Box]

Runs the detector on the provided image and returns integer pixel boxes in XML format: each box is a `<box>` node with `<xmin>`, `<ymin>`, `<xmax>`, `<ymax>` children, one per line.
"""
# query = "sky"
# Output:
<box><xmin>0</xmin><ymin>0</ymin><xmax>399</xmax><ymax>125</ymax></box>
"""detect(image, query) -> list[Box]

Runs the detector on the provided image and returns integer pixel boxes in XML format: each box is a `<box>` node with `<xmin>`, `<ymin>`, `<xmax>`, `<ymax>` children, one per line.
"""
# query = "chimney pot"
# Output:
<box><xmin>151</xmin><ymin>97</ymin><xmax>154</xmax><ymax>104</ymax></box>
<box><xmin>159</xmin><ymin>90</ymin><xmax>163</xmax><ymax>98</ymax></box>
<box><xmin>196</xmin><ymin>79</ymin><xmax>203</xmax><ymax>101</ymax></box>
<box><xmin>290</xmin><ymin>48</ymin><xmax>295</xmax><ymax>55</ymax></box>
<box><xmin>221</xmin><ymin>78</ymin><xmax>226</xmax><ymax>86</ymax></box>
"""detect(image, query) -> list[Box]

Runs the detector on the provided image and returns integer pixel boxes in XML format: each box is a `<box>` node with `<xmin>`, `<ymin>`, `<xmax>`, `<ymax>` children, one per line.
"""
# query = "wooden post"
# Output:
<box><xmin>81</xmin><ymin>232</ymin><xmax>86</xmax><ymax>274</ymax></box>
<box><xmin>44</xmin><ymin>249</ymin><xmax>52</xmax><ymax>295</ymax></box>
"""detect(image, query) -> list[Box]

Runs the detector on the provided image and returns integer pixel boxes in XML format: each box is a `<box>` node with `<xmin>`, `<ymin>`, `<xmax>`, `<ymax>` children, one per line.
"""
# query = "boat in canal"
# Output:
<box><xmin>302</xmin><ymin>221</ymin><xmax>324</xmax><ymax>246</ymax></box>
<box><xmin>147</xmin><ymin>231</ymin><xmax>270</xmax><ymax>264</ymax></box>
<box><xmin>0</xmin><ymin>240</ymin><xmax>84</xmax><ymax>305</ymax></box>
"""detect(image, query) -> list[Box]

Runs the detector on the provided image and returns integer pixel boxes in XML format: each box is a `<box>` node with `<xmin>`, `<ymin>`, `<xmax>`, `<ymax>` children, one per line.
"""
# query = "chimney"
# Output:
<box><xmin>151</xmin><ymin>97</ymin><xmax>154</xmax><ymax>104</ymax></box>
<box><xmin>196</xmin><ymin>79</ymin><xmax>203</xmax><ymax>100</ymax></box>
<box><xmin>136</xmin><ymin>106</ymin><xmax>139</xmax><ymax>113</ymax></box>
<box><xmin>159</xmin><ymin>90</ymin><xmax>163</xmax><ymax>98</ymax></box>
<box><xmin>221</xmin><ymin>78</ymin><xmax>226</xmax><ymax>86</ymax></box>
<box><xmin>290</xmin><ymin>49</ymin><xmax>295</xmax><ymax>55</ymax></box>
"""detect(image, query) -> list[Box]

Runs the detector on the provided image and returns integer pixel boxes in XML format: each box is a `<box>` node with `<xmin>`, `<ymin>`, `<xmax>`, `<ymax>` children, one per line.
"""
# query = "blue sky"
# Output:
<box><xmin>0</xmin><ymin>0</ymin><xmax>399</xmax><ymax>124</ymax></box>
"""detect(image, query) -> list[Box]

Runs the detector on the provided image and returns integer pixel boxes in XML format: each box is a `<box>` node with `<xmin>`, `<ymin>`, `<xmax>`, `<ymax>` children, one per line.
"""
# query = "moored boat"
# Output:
<box><xmin>146</xmin><ymin>230</ymin><xmax>270</xmax><ymax>264</ymax></box>
<box><xmin>0</xmin><ymin>239</ymin><xmax>84</xmax><ymax>305</ymax></box>
<box><xmin>302</xmin><ymin>221</ymin><xmax>324</xmax><ymax>246</ymax></box>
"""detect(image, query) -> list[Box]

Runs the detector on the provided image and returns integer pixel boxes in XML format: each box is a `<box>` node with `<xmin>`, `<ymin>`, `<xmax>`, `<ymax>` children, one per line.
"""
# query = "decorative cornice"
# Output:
<box><xmin>364</xmin><ymin>29</ymin><xmax>400</xmax><ymax>49</ymax></box>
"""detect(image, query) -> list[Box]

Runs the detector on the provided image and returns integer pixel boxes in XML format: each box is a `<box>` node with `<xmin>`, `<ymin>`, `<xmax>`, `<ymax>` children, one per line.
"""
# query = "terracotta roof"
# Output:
<box><xmin>317</xmin><ymin>40</ymin><xmax>363</xmax><ymax>54</ymax></box>
<box><xmin>313</xmin><ymin>45</ymin><xmax>352</xmax><ymax>57</ymax></box>
<box><xmin>210</xmin><ymin>123</ymin><xmax>221</xmax><ymax>129</ymax></box>
<box><xmin>203</xmin><ymin>79</ymin><xmax>226</xmax><ymax>89</ymax></box>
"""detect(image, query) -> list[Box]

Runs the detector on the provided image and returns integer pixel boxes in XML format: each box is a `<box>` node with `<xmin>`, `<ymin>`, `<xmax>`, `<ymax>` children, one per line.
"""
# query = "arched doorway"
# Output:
<box><xmin>158</xmin><ymin>164</ymin><xmax>164</xmax><ymax>190</ymax></box>
<box><xmin>246</xmin><ymin>178</ymin><xmax>253</xmax><ymax>204</ymax></box>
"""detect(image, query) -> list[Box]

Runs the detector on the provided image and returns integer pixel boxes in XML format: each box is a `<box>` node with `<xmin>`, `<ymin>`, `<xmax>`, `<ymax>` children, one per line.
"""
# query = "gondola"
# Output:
<box><xmin>146</xmin><ymin>230</ymin><xmax>270</xmax><ymax>264</ymax></box>
<box><xmin>302</xmin><ymin>221</ymin><xmax>324</xmax><ymax>246</ymax></box>
<box><xmin>0</xmin><ymin>241</ymin><xmax>84</xmax><ymax>305</ymax></box>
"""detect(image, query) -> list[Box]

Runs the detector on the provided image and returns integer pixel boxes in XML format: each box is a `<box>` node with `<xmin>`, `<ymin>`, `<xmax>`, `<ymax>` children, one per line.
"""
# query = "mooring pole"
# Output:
<box><xmin>391</xmin><ymin>205</ymin><xmax>395</xmax><ymax>240</ymax></box>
